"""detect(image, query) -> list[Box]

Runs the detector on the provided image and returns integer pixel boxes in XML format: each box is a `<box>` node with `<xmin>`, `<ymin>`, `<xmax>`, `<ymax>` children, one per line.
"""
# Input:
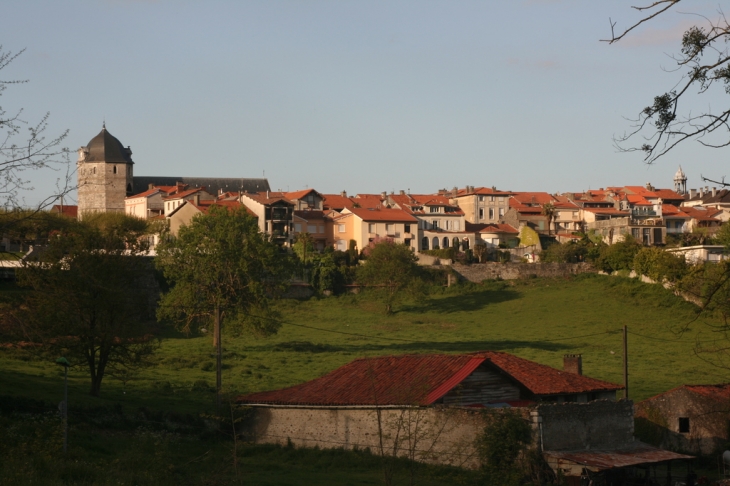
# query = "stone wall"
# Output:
<box><xmin>451</xmin><ymin>262</ymin><xmax>596</xmax><ymax>282</ymax></box>
<box><xmin>242</xmin><ymin>406</ymin><xmax>503</xmax><ymax>469</ymax></box>
<box><xmin>534</xmin><ymin>400</ymin><xmax>635</xmax><ymax>451</ymax></box>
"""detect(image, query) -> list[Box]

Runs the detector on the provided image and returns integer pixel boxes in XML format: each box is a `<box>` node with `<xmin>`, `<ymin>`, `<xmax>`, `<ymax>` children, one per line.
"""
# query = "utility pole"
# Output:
<box><xmin>623</xmin><ymin>325</ymin><xmax>629</xmax><ymax>400</ymax></box>
<box><xmin>215</xmin><ymin>302</ymin><xmax>222</xmax><ymax>414</ymax></box>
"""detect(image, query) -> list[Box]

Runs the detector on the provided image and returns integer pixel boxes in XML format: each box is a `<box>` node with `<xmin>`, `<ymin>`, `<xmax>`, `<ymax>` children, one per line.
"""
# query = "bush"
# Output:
<box><xmin>595</xmin><ymin>236</ymin><xmax>642</xmax><ymax>273</ymax></box>
<box><xmin>477</xmin><ymin>410</ymin><xmax>532</xmax><ymax>486</ymax></box>
<box><xmin>633</xmin><ymin>247</ymin><xmax>687</xmax><ymax>283</ymax></box>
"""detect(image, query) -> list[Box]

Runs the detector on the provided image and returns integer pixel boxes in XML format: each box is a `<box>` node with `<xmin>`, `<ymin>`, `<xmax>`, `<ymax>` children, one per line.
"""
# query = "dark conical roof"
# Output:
<box><xmin>84</xmin><ymin>125</ymin><xmax>134</xmax><ymax>164</ymax></box>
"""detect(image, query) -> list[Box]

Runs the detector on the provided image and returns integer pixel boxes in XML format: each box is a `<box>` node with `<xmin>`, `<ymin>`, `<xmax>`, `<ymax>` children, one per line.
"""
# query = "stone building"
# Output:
<box><xmin>77</xmin><ymin>125</ymin><xmax>134</xmax><ymax>218</ymax></box>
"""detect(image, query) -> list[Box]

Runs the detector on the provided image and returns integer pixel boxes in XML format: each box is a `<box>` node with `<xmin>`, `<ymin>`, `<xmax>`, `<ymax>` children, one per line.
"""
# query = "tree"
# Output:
<box><xmin>605</xmin><ymin>2</ymin><xmax>730</xmax><ymax>174</ymax></box>
<box><xmin>13</xmin><ymin>213</ymin><xmax>156</xmax><ymax>397</ymax></box>
<box><xmin>155</xmin><ymin>205</ymin><xmax>291</xmax><ymax>408</ymax></box>
<box><xmin>594</xmin><ymin>235</ymin><xmax>643</xmax><ymax>273</ymax></box>
<box><xmin>0</xmin><ymin>46</ymin><xmax>72</xmax><ymax>217</ymax></box>
<box><xmin>633</xmin><ymin>246</ymin><xmax>687</xmax><ymax>283</ymax></box>
<box><xmin>541</xmin><ymin>203</ymin><xmax>555</xmax><ymax>236</ymax></box>
<box><xmin>356</xmin><ymin>240</ymin><xmax>419</xmax><ymax>314</ymax></box>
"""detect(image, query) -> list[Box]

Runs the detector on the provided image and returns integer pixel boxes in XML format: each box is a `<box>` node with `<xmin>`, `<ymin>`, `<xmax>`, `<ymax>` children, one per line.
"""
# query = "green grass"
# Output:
<box><xmin>0</xmin><ymin>273</ymin><xmax>723</xmax><ymax>412</ymax></box>
<box><xmin>0</xmin><ymin>273</ymin><xmax>726</xmax><ymax>483</ymax></box>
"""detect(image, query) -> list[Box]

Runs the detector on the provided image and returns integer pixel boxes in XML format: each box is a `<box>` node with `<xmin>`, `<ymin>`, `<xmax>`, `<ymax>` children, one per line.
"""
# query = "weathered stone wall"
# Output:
<box><xmin>534</xmin><ymin>400</ymin><xmax>635</xmax><ymax>451</ymax></box>
<box><xmin>242</xmin><ymin>406</ymin><xmax>504</xmax><ymax>469</ymax></box>
<box><xmin>635</xmin><ymin>388</ymin><xmax>730</xmax><ymax>455</ymax></box>
<box><xmin>451</xmin><ymin>262</ymin><xmax>596</xmax><ymax>281</ymax></box>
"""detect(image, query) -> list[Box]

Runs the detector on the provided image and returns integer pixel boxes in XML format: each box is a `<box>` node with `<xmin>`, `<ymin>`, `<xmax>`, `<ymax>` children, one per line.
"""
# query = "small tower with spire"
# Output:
<box><xmin>674</xmin><ymin>166</ymin><xmax>687</xmax><ymax>195</ymax></box>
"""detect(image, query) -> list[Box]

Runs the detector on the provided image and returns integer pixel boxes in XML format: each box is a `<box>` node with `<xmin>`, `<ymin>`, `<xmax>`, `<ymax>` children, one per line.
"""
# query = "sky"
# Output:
<box><xmin>2</xmin><ymin>0</ymin><xmax>729</xmax><ymax>206</ymax></box>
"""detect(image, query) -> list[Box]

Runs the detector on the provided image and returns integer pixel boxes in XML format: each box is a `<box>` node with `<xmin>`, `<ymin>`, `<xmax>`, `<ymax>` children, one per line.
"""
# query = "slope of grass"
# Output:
<box><xmin>0</xmin><ymin>273</ymin><xmax>722</xmax><ymax>412</ymax></box>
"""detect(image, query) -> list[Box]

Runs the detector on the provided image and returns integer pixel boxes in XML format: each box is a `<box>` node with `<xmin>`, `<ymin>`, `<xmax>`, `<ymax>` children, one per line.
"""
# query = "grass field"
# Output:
<box><xmin>1</xmin><ymin>273</ymin><xmax>726</xmax><ymax>484</ymax></box>
<box><xmin>1</xmin><ymin>273</ymin><xmax>725</xmax><ymax>411</ymax></box>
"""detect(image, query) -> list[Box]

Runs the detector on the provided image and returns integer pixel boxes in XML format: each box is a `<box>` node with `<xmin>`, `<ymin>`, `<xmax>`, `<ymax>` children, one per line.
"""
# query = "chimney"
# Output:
<box><xmin>148</xmin><ymin>183</ymin><xmax>154</xmax><ymax>190</ymax></box>
<box><xmin>690</xmin><ymin>188</ymin><xmax>696</xmax><ymax>198</ymax></box>
<box><xmin>699</xmin><ymin>187</ymin><xmax>704</xmax><ymax>197</ymax></box>
<box><xmin>193</xmin><ymin>193</ymin><xmax>200</xmax><ymax>206</ymax></box>
<box><xmin>399</xmin><ymin>190</ymin><xmax>405</xmax><ymax>196</ymax></box>
<box><xmin>341</xmin><ymin>190</ymin><xmax>347</xmax><ymax>198</ymax></box>
<box><xmin>381</xmin><ymin>191</ymin><xmax>387</xmax><ymax>199</ymax></box>
<box><xmin>452</xmin><ymin>186</ymin><xmax>458</xmax><ymax>197</ymax></box>
<box><xmin>712</xmin><ymin>187</ymin><xmax>717</xmax><ymax>197</ymax></box>
<box><xmin>563</xmin><ymin>354</ymin><xmax>582</xmax><ymax>375</ymax></box>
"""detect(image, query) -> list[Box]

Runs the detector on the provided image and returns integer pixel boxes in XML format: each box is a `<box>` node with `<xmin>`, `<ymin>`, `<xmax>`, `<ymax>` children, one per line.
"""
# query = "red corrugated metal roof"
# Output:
<box><xmin>544</xmin><ymin>443</ymin><xmax>693</xmax><ymax>471</ymax></box>
<box><xmin>236</xmin><ymin>352</ymin><xmax>622</xmax><ymax>407</ymax></box>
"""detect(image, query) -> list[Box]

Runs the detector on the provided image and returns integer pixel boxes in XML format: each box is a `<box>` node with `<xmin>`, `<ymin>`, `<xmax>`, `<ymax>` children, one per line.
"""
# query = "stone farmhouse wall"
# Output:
<box><xmin>242</xmin><ymin>406</ymin><xmax>494</xmax><ymax>469</ymax></box>
<box><xmin>241</xmin><ymin>400</ymin><xmax>635</xmax><ymax>469</ymax></box>
<box><xmin>451</xmin><ymin>262</ymin><xmax>596</xmax><ymax>282</ymax></box>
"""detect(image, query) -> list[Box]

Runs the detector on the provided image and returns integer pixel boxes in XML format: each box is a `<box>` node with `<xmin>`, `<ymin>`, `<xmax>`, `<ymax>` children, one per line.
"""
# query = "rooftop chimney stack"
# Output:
<box><xmin>341</xmin><ymin>190</ymin><xmax>347</xmax><ymax>198</ymax></box>
<box><xmin>193</xmin><ymin>193</ymin><xmax>200</xmax><ymax>206</ymax></box>
<box><xmin>712</xmin><ymin>187</ymin><xmax>717</xmax><ymax>197</ymax></box>
<box><xmin>690</xmin><ymin>189</ymin><xmax>697</xmax><ymax>198</ymax></box>
<box><xmin>563</xmin><ymin>354</ymin><xmax>583</xmax><ymax>375</ymax></box>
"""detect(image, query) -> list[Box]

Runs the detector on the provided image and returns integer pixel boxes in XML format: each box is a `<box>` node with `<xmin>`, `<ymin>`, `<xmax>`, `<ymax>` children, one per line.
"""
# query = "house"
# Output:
<box><xmin>502</xmin><ymin>192</ymin><xmax>558</xmax><ymax>235</ymax></box>
<box><xmin>236</xmin><ymin>352</ymin><xmax>690</xmax><ymax>478</ymax></box>
<box><xmin>50</xmin><ymin>204</ymin><xmax>78</xmax><ymax>219</ymax></box>
<box><xmin>239</xmin><ymin>192</ymin><xmax>295</xmax><ymax>246</ymax></box>
<box><xmin>636</xmin><ymin>384</ymin><xmax>730</xmax><ymax>455</ymax></box>
<box><xmin>387</xmin><ymin>191</ymin><xmax>471</xmax><ymax>252</ymax></box>
<box><xmin>291</xmin><ymin>210</ymin><xmax>328</xmax><ymax>250</ymax></box>
<box><xmin>167</xmin><ymin>198</ymin><xmax>251</xmax><ymax>236</ymax></box>
<box><xmin>125</xmin><ymin>185</ymin><xmax>176</xmax><ymax>219</ymax></box>
<box><xmin>467</xmin><ymin>222</ymin><xmax>520</xmax><ymax>249</ymax></box>
<box><xmin>162</xmin><ymin>186</ymin><xmax>215</xmax><ymax>217</ymax></box>
<box><xmin>447</xmin><ymin>186</ymin><xmax>515</xmax><ymax>224</ymax></box>
<box><xmin>284</xmin><ymin>189</ymin><xmax>324</xmax><ymax>211</ymax></box>
<box><xmin>665</xmin><ymin>245</ymin><xmax>729</xmax><ymax>264</ymax></box>
<box><xmin>339</xmin><ymin>206</ymin><xmax>418</xmax><ymax>251</ymax></box>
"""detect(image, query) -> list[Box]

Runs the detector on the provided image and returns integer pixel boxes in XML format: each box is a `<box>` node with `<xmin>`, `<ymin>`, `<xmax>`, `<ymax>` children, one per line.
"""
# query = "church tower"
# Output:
<box><xmin>77</xmin><ymin>125</ymin><xmax>134</xmax><ymax>218</ymax></box>
<box><xmin>673</xmin><ymin>166</ymin><xmax>687</xmax><ymax>195</ymax></box>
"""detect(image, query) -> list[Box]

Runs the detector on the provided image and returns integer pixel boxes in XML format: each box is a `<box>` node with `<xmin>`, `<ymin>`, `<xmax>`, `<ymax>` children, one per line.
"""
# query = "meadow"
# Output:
<box><xmin>1</xmin><ymin>273</ymin><xmax>726</xmax><ymax>484</ymax></box>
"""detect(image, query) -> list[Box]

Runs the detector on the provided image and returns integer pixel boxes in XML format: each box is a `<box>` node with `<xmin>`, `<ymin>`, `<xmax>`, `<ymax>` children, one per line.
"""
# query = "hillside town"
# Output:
<box><xmin>64</xmin><ymin>126</ymin><xmax>730</xmax><ymax>263</ymax></box>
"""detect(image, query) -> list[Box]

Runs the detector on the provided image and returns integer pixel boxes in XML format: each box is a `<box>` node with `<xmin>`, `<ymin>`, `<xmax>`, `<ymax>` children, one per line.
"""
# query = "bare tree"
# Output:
<box><xmin>0</xmin><ymin>46</ymin><xmax>72</xmax><ymax>218</ymax></box>
<box><xmin>604</xmin><ymin>1</ymin><xmax>730</xmax><ymax>181</ymax></box>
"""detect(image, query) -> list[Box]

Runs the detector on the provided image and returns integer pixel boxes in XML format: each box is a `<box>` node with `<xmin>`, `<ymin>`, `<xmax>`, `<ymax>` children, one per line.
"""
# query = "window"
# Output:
<box><xmin>498</xmin><ymin>208</ymin><xmax>505</xmax><ymax>217</ymax></box>
<box><xmin>490</xmin><ymin>196</ymin><xmax>495</xmax><ymax>202</ymax></box>
<box><xmin>678</xmin><ymin>417</ymin><xmax>690</xmax><ymax>433</ymax></box>
<box><xmin>338</xmin><ymin>224</ymin><xmax>346</xmax><ymax>233</ymax></box>
<box><xmin>404</xmin><ymin>238</ymin><xmax>411</xmax><ymax>247</ymax></box>
<box><xmin>368</xmin><ymin>223</ymin><xmax>376</xmax><ymax>233</ymax></box>
<box><xmin>404</xmin><ymin>224</ymin><xmax>411</xmax><ymax>234</ymax></box>
<box><xmin>479</xmin><ymin>208</ymin><xmax>484</xmax><ymax>220</ymax></box>
<box><xmin>307</xmin><ymin>224</ymin><xmax>317</xmax><ymax>233</ymax></box>
<box><xmin>294</xmin><ymin>223</ymin><xmax>302</xmax><ymax>232</ymax></box>
<box><xmin>478</xmin><ymin>196</ymin><xmax>484</xmax><ymax>202</ymax></box>
<box><xmin>432</xmin><ymin>220</ymin><xmax>438</xmax><ymax>229</ymax></box>
<box><xmin>113</xmin><ymin>165</ymin><xmax>117</xmax><ymax>174</ymax></box>
<box><xmin>385</xmin><ymin>223</ymin><xmax>394</xmax><ymax>234</ymax></box>
<box><xmin>422</xmin><ymin>236</ymin><xmax>429</xmax><ymax>250</ymax></box>
<box><xmin>489</xmin><ymin>208</ymin><xmax>495</xmax><ymax>220</ymax></box>
<box><xmin>430</xmin><ymin>206</ymin><xmax>439</xmax><ymax>213</ymax></box>
<box><xmin>454</xmin><ymin>221</ymin><xmax>460</xmax><ymax>231</ymax></box>
<box><xmin>442</xmin><ymin>237</ymin><xmax>449</xmax><ymax>248</ymax></box>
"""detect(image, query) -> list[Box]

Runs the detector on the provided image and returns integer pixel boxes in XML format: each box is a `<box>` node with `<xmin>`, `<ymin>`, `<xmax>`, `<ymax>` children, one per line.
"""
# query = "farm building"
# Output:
<box><xmin>636</xmin><ymin>384</ymin><xmax>730</xmax><ymax>455</ymax></box>
<box><xmin>237</xmin><ymin>352</ymin><xmax>691</xmax><ymax>481</ymax></box>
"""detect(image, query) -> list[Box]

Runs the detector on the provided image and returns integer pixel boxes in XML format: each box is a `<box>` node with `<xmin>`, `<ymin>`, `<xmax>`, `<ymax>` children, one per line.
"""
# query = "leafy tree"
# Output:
<box><xmin>604</xmin><ymin>2</ymin><xmax>730</xmax><ymax>170</ymax></box>
<box><xmin>541</xmin><ymin>203</ymin><xmax>555</xmax><ymax>236</ymax></box>
<box><xmin>356</xmin><ymin>240</ymin><xmax>419</xmax><ymax>314</ymax></box>
<box><xmin>633</xmin><ymin>246</ymin><xmax>687</xmax><ymax>283</ymax></box>
<box><xmin>595</xmin><ymin>235</ymin><xmax>643</xmax><ymax>273</ymax></box>
<box><xmin>13</xmin><ymin>214</ymin><xmax>156</xmax><ymax>397</ymax></box>
<box><xmin>155</xmin><ymin>205</ymin><xmax>291</xmax><ymax>406</ymax></box>
<box><xmin>476</xmin><ymin>410</ymin><xmax>532</xmax><ymax>486</ymax></box>
<box><xmin>0</xmin><ymin>46</ymin><xmax>72</xmax><ymax>218</ymax></box>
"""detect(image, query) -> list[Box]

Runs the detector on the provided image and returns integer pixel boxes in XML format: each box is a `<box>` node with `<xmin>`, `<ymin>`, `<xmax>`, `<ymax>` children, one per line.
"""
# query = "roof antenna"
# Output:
<box><xmin>103</xmin><ymin>118</ymin><xmax>106</xmax><ymax>130</ymax></box>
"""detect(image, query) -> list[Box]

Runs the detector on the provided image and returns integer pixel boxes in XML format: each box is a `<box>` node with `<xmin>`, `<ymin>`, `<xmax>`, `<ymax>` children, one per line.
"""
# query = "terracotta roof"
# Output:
<box><xmin>389</xmin><ymin>194</ymin><xmax>464</xmax><ymax>215</ymax></box>
<box><xmin>236</xmin><ymin>352</ymin><xmax>622</xmax><ymax>407</ymax></box>
<box><xmin>285</xmin><ymin>188</ymin><xmax>322</xmax><ymax>200</ymax></box>
<box><xmin>345</xmin><ymin>207</ymin><xmax>417</xmax><ymax>223</ymax></box>
<box><xmin>511</xmin><ymin>192</ymin><xmax>557</xmax><ymax>205</ymax></box>
<box><xmin>163</xmin><ymin>187</ymin><xmax>209</xmax><ymax>201</ymax></box>
<box><xmin>242</xmin><ymin>192</ymin><xmax>294</xmax><ymax>206</ymax></box>
<box><xmin>126</xmin><ymin>188</ymin><xmax>160</xmax><ymax>199</ymax></box>
<box><xmin>322</xmin><ymin>194</ymin><xmax>356</xmax><ymax>210</ymax></box>
<box><xmin>50</xmin><ymin>205</ymin><xmax>78</xmax><ymax>218</ymax></box>
<box><xmin>454</xmin><ymin>187</ymin><xmax>515</xmax><ymax>197</ymax></box>
<box><xmin>472</xmin><ymin>223</ymin><xmax>519</xmax><ymax>234</ymax></box>
<box><xmin>681</xmin><ymin>206</ymin><xmax>721</xmax><ymax>222</ymax></box>
<box><xmin>652</xmin><ymin>189</ymin><xmax>684</xmax><ymax>200</ymax></box>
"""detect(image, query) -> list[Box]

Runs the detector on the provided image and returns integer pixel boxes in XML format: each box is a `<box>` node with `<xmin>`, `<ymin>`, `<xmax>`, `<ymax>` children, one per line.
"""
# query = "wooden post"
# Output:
<box><xmin>623</xmin><ymin>325</ymin><xmax>629</xmax><ymax>400</ymax></box>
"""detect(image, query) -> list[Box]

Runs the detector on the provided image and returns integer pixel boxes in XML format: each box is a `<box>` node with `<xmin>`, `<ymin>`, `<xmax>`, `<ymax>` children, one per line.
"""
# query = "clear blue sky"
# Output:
<box><xmin>3</xmin><ymin>0</ymin><xmax>727</xmax><ymax>206</ymax></box>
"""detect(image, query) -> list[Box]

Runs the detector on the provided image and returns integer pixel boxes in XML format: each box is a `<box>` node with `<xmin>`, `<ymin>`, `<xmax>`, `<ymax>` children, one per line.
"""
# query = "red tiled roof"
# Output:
<box><xmin>285</xmin><ymin>188</ymin><xmax>322</xmax><ymax>200</ymax></box>
<box><xmin>126</xmin><ymin>188</ymin><xmax>159</xmax><ymax>199</ymax></box>
<box><xmin>681</xmin><ymin>206</ymin><xmax>721</xmax><ymax>222</ymax></box>
<box><xmin>454</xmin><ymin>187</ymin><xmax>515</xmax><ymax>197</ymax></box>
<box><xmin>50</xmin><ymin>205</ymin><xmax>78</xmax><ymax>218</ymax></box>
<box><xmin>163</xmin><ymin>187</ymin><xmax>208</xmax><ymax>201</ymax></box>
<box><xmin>511</xmin><ymin>192</ymin><xmax>557</xmax><ymax>205</ymax></box>
<box><xmin>346</xmin><ymin>207</ymin><xmax>417</xmax><ymax>223</ymax></box>
<box><xmin>236</xmin><ymin>352</ymin><xmax>622</xmax><ymax>407</ymax></box>
<box><xmin>653</xmin><ymin>189</ymin><xmax>684</xmax><ymax>200</ymax></box>
<box><xmin>685</xmin><ymin>384</ymin><xmax>730</xmax><ymax>400</ymax></box>
<box><xmin>475</xmin><ymin>223</ymin><xmax>519</xmax><ymax>234</ymax></box>
<box><xmin>322</xmin><ymin>194</ymin><xmax>356</xmax><ymax>210</ymax></box>
<box><xmin>242</xmin><ymin>192</ymin><xmax>294</xmax><ymax>205</ymax></box>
